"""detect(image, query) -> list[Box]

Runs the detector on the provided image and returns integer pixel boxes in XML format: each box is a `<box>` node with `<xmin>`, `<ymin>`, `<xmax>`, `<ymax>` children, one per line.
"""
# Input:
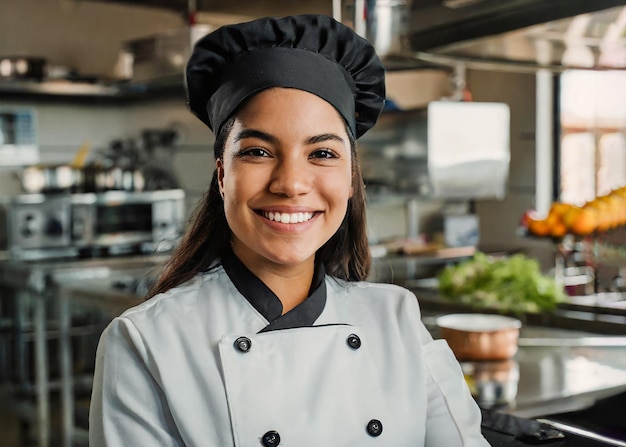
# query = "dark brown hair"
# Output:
<box><xmin>147</xmin><ymin>116</ymin><xmax>371</xmax><ymax>298</ymax></box>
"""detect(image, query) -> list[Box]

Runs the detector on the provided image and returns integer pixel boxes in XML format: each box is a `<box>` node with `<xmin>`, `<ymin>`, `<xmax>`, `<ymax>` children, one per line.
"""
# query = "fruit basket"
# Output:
<box><xmin>519</xmin><ymin>187</ymin><xmax>626</xmax><ymax>295</ymax></box>
<box><xmin>520</xmin><ymin>186</ymin><xmax>626</xmax><ymax>239</ymax></box>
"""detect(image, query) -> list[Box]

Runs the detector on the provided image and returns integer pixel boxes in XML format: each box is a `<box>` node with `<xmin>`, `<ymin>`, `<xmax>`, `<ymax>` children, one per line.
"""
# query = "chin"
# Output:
<box><xmin>260</xmin><ymin>246</ymin><xmax>316</xmax><ymax>267</ymax></box>
<box><xmin>266</xmin><ymin>253</ymin><xmax>313</xmax><ymax>267</ymax></box>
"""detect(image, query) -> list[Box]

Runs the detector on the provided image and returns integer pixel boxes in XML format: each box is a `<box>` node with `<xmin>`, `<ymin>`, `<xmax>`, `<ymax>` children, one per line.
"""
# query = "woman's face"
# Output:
<box><xmin>217</xmin><ymin>87</ymin><xmax>353</xmax><ymax>271</ymax></box>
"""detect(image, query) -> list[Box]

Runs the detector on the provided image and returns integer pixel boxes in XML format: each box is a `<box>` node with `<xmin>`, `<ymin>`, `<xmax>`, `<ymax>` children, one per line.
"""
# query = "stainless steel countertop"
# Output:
<box><xmin>422</xmin><ymin>314</ymin><xmax>626</xmax><ymax>419</ymax></box>
<box><xmin>55</xmin><ymin>268</ymin><xmax>156</xmax><ymax>314</ymax></box>
<box><xmin>0</xmin><ymin>254</ymin><xmax>168</xmax><ymax>293</ymax></box>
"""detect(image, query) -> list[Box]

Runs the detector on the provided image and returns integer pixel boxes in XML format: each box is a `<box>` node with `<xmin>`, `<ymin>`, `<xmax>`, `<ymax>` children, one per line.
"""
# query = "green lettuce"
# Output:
<box><xmin>437</xmin><ymin>252</ymin><xmax>567</xmax><ymax>314</ymax></box>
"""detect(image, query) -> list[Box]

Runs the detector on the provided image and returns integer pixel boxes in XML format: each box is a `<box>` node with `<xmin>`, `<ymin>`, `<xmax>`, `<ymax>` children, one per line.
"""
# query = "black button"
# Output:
<box><xmin>261</xmin><ymin>430</ymin><xmax>280</xmax><ymax>446</ymax></box>
<box><xmin>366</xmin><ymin>419</ymin><xmax>383</xmax><ymax>437</ymax></box>
<box><xmin>347</xmin><ymin>333</ymin><xmax>361</xmax><ymax>349</ymax></box>
<box><xmin>234</xmin><ymin>336</ymin><xmax>252</xmax><ymax>352</ymax></box>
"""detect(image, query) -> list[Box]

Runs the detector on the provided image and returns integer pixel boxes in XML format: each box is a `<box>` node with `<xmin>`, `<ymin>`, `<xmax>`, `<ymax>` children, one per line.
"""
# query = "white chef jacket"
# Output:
<box><xmin>89</xmin><ymin>257</ymin><xmax>490</xmax><ymax>447</ymax></box>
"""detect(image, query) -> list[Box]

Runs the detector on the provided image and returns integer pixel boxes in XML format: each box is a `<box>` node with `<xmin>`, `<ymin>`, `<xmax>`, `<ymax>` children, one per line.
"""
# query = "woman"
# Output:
<box><xmin>90</xmin><ymin>14</ymin><xmax>490</xmax><ymax>446</ymax></box>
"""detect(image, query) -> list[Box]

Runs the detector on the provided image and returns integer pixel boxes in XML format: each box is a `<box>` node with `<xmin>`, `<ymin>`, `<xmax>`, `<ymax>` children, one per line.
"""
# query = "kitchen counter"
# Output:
<box><xmin>423</xmin><ymin>315</ymin><xmax>626</xmax><ymax>445</ymax></box>
<box><xmin>0</xmin><ymin>254</ymin><xmax>168</xmax><ymax>287</ymax></box>
<box><xmin>413</xmin><ymin>286</ymin><xmax>626</xmax><ymax>334</ymax></box>
<box><xmin>425</xmin><ymin>315</ymin><xmax>626</xmax><ymax>419</ymax></box>
<box><xmin>413</xmin><ymin>284</ymin><xmax>626</xmax><ymax>436</ymax></box>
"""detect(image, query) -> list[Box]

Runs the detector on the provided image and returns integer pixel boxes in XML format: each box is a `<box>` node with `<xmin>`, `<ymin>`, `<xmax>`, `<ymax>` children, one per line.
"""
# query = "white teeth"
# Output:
<box><xmin>263</xmin><ymin>211</ymin><xmax>314</xmax><ymax>223</ymax></box>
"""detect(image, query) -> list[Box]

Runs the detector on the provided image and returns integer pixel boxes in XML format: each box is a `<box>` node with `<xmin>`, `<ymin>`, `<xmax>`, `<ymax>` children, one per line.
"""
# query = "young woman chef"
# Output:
<box><xmin>89</xmin><ymin>14</ymin><xmax>490</xmax><ymax>447</ymax></box>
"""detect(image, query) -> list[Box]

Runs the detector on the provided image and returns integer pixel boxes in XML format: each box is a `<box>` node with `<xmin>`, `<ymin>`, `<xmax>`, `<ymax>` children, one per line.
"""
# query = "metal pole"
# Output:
<box><xmin>354</xmin><ymin>0</ymin><xmax>366</xmax><ymax>37</ymax></box>
<box><xmin>535</xmin><ymin>39</ymin><xmax>554</xmax><ymax>217</ymax></box>
<box><xmin>59</xmin><ymin>289</ymin><xmax>74</xmax><ymax>447</ymax></box>
<box><xmin>332</xmin><ymin>0</ymin><xmax>342</xmax><ymax>21</ymax></box>
<box><xmin>33</xmin><ymin>292</ymin><xmax>49</xmax><ymax>447</ymax></box>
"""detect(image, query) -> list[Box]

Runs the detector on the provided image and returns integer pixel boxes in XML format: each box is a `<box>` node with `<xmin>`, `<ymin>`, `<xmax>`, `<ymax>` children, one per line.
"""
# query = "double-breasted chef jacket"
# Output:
<box><xmin>90</xmin><ymin>250</ymin><xmax>490</xmax><ymax>446</ymax></box>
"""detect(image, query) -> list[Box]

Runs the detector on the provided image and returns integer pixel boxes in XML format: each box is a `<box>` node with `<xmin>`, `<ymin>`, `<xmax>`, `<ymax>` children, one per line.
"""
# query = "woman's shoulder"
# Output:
<box><xmin>327</xmin><ymin>276</ymin><xmax>421</xmax><ymax>312</ymax></box>
<box><xmin>324</xmin><ymin>276</ymin><xmax>428</xmax><ymax>338</ymax></box>
<box><xmin>328</xmin><ymin>275</ymin><xmax>415</xmax><ymax>298</ymax></box>
<box><xmin>119</xmin><ymin>266</ymin><xmax>228</xmax><ymax>323</ymax></box>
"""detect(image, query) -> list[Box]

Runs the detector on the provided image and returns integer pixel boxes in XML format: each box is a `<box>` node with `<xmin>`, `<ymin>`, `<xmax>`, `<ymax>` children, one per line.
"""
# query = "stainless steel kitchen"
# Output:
<box><xmin>2</xmin><ymin>0</ymin><xmax>626</xmax><ymax>446</ymax></box>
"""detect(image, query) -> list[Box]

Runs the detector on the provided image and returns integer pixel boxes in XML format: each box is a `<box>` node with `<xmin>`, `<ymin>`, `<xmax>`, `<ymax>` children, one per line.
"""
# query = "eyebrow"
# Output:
<box><xmin>234</xmin><ymin>129</ymin><xmax>346</xmax><ymax>146</ymax></box>
<box><xmin>305</xmin><ymin>133</ymin><xmax>346</xmax><ymax>145</ymax></box>
<box><xmin>234</xmin><ymin>129</ymin><xmax>279</xmax><ymax>144</ymax></box>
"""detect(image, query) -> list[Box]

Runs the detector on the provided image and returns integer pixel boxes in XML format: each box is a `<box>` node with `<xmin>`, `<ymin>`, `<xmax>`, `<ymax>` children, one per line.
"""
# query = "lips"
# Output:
<box><xmin>262</xmin><ymin>211</ymin><xmax>315</xmax><ymax>224</ymax></box>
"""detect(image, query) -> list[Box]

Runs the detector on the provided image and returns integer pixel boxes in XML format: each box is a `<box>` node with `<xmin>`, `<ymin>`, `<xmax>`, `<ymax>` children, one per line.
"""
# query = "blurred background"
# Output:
<box><xmin>2</xmin><ymin>0</ymin><xmax>626</xmax><ymax>446</ymax></box>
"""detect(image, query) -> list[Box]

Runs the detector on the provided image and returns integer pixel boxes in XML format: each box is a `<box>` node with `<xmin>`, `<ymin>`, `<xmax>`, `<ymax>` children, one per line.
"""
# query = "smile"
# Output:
<box><xmin>262</xmin><ymin>211</ymin><xmax>315</xmax><ymax>224</ymax></box>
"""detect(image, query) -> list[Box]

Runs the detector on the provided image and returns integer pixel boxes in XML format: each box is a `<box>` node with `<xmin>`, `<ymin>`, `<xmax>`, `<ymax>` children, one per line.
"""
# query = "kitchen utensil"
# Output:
<box><xmin>436</xmin><ymin>313</ymin><xmax>522</xmax><ymax>361</ymax></box>
<box><xmin>0</xmin><ymin>56</ymin><xmax>47</xmax><ymax>81</ymax></box>
<box><xmin>71</xmin><ymin>142</ymin><xmax>91</xmax><ymax>169</ymax></box>
<box><xmin>20</xmin><ymin>164</ymin><xmax>81</xmax><ymax>193</ymax></box>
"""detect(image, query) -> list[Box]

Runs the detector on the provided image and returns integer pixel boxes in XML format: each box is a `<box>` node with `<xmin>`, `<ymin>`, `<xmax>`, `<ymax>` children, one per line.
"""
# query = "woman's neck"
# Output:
<box><xmin>232</xmin><ymin>248</ymin><xmax>315</xmax><ymax>314</ymax></box>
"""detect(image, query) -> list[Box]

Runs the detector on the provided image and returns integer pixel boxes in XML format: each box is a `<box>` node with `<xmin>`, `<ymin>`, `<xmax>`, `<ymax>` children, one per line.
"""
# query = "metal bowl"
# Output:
<box><xmin>436</xmin><ymin>313</ymin><xmax>522</xmax><ymax>361</ymax></box>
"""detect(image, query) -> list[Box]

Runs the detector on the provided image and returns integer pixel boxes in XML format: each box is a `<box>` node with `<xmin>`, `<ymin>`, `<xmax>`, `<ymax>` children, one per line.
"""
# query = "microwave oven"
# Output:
<box><xmin>0</xmin><ymin>189</ymin><xmax>185</xmax><ymax>261</ymax></box>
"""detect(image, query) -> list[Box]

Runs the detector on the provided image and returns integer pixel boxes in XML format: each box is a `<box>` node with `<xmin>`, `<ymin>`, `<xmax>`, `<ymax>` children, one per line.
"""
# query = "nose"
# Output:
<box><xmin>268</xmin><ymin>157</ymin><xmax>312</xmax><ymax>197</ymax></box>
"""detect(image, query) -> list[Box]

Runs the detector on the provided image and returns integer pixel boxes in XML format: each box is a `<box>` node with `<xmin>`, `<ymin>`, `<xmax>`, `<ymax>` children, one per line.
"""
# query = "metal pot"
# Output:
<box><xmin>0</xmin><ymin>56</ymin><xmax>47</xmax><ymax>81</ymax></box>
<box><xmin>81</xmin><ymin>163</ymin><xmax>144</xmax><ymax>192</ymax></box>
<box><xmin>436</xmin><ymin>313</ymin><xmax>522</xmax><ymax>361</ymax></box>
<box><xmin>341</xmin><ymin>0</ymin><xmax>409</xmax><ymax>58</ymax></box>
<box><xmin>20</xmin><ymin>164</ymin><xmax>82</xmax><ymax>194</ymax></box>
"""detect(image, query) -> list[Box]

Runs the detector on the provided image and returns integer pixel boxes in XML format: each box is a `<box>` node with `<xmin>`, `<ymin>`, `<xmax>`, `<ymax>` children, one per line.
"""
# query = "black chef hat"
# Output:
<box><xmin>186</xmin><ymin>14</ymin><xmax>386</xmax><ymax>139</ymax></box>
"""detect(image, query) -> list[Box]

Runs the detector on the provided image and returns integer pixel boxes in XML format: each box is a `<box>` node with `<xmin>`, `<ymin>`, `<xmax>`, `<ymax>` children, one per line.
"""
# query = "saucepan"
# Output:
<box><xmin>436</xmin><ymin>313</ymin><xmax>522</xmax><ymax>361</ymax></box>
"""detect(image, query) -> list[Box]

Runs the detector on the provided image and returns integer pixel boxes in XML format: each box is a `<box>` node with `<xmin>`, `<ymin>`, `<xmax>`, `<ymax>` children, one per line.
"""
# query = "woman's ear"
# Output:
<box><xmin>216</xmin><ymin>158</ymin><xmax>225</xmax><ymax>198</ymax></box>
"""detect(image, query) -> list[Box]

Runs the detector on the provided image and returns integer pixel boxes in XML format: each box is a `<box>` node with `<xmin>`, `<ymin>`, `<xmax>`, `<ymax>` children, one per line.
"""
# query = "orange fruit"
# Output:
<box><xmin>562</xmin><ymin>206</ymin><xmax>582</xmax><ymax>230</ymax></box>
<box><xmin>550</xmin><ymin>202</ymin><xmax>574</xmax><ymax>217</ymax></box>
<box><xmin>571</xmin><ymin>207</ymin><xmax>598</xmax><ymax>235</ymax></box>
<box><xmin>527</xmin><ymin>217</ymin><xmax>551</xmax><ymax>237</ymax></box>
<box><xmin>550</xmin><ymin>221</ymin><xmax>568</xmax><ymax>238</ymax></box>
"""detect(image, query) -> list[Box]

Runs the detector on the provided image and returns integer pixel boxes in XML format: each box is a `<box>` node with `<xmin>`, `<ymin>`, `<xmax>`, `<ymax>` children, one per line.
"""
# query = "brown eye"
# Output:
<box><xmin>238</xmin><ymin>147</ymin><xmax>270</xmax><ymax>158</ymax></box>
<box><xmin>310</xmin><ymin>149</ymin><xmax>337</xmax><ymax>159</ymax></box>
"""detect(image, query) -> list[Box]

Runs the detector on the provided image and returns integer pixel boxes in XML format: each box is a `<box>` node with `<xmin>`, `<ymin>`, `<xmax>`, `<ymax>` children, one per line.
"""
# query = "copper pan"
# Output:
<box><xmin>436</xmin><ymin>313</ymin><xmax>522</xmax><ymax>362</ymax></box>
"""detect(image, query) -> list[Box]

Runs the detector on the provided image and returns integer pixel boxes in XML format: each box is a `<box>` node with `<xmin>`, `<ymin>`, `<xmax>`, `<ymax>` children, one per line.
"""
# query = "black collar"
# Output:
<box><xmin>221</xmin><ymin>249</ymin><xmax>327</xmax><ymax>332</ymax></box>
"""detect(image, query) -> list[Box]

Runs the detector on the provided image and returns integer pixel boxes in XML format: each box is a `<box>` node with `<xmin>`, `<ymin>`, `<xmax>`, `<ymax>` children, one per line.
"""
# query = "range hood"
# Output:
<box><xmin>404</xmin><ymin>0</ymin><xmax>626</xmax><ymax>72</ymax></box>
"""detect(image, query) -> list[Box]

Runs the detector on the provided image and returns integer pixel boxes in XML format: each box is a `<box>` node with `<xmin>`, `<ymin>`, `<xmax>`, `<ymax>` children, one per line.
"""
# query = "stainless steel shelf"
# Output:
<box><xmin>0</xmin><ymin>76</ymin><xmax>186</xmax><ymax>101</ymax></box>
<box><xmin>0</xmin><ymin>80</ymin><xmax>122</xmax><ymax>97</ymax></box>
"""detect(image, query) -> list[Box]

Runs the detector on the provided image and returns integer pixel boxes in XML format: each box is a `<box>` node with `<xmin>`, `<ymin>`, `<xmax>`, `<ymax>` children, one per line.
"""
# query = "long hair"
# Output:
<box><xmin>147</xmin><ymin>117</ymin><xmax>371</xmax><ymax>298</ymax></box>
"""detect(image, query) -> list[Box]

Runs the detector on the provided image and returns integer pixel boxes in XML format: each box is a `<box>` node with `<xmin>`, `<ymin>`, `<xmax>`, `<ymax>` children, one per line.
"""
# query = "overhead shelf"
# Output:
<box><xmin>0</xmin><ymin>79</ymin><xmax>122</xmax><ymax>96</ymax></box>
<box><xmin>0</xmin><ymin>76</ymin><xmax>186</xmax><ymax>101</ymax></box>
